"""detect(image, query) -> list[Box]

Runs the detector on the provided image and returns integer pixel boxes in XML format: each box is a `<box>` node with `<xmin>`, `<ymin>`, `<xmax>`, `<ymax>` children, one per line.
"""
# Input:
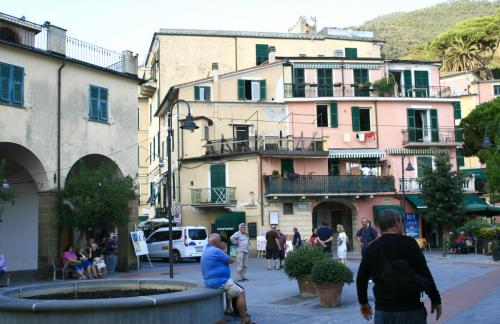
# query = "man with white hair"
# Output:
<box><xmin>201</xmin><ymin>233</ymin><xmax>253</xmax><ymax>324</ymax></box>
<box><xmin>230</xmin><ymin>223</ymin><xmax>250</xmax><ymax>282</ymax></box>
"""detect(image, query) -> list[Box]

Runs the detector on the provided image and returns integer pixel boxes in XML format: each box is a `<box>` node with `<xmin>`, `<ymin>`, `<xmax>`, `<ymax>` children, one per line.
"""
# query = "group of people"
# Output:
<box><xmin>62</xmin><ymin>235</ymin><xmax>115</xmax><ymax>280</ymax></box>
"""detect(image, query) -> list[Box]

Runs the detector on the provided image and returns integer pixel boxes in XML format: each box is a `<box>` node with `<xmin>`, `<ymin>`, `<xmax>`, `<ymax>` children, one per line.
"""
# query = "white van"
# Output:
<box><xmin>146</xmin><ymin>226</ymin><xmax>208</xmax><ymax>262</ymax></box>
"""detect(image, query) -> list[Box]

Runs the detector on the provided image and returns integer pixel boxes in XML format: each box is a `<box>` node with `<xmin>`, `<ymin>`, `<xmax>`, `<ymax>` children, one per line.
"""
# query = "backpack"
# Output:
<box><xmin>378</xmin><ymin>241</ymin><xmax>430</xmax><ymax>297</ymax></box>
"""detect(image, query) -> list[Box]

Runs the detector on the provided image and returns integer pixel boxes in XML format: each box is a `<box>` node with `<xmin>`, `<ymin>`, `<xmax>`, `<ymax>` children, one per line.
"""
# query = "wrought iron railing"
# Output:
<box><xmin>265</xmin><ymin>175</ymin><xmax>395</xmax><ymax>195</ymax></box>
<box><xmin>191</xmin><ymin>187</ymin><xmax>236</xmax><ymax>206</ymax></box>
<box><xmin>402</xmin><ymin>127</ymin><xmax>463</xmax><ymax>145</ymax></box>
<box><xmin>398</xmin><ymin>176</ymin><xmax>475</xmax><ymax>193</ymax></box>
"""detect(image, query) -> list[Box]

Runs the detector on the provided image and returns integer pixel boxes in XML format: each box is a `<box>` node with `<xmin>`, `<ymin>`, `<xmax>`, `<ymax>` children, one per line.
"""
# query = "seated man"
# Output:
<box><xmin>201</xmin><ymin>233</ymin><xmax>253</xmax><ymax>324</ymax></box>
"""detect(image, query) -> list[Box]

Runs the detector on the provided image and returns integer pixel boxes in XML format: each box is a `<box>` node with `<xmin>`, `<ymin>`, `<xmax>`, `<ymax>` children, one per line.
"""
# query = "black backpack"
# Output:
<box><xmin>378</xmin><ymin>241</ymin><xmax>430</xmax><ymax>297</ymax></box>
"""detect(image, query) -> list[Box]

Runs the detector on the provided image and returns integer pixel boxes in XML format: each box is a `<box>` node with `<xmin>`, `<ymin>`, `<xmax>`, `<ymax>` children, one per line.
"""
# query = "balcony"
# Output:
<box><xmin>191</xmin><ymin>187</ymin><xmax>237</xmax><ymax>207</ymax></box>
<box><xmin>399</xmin><ymin>177</ymin><xmax>475</xmax><ymax>193</ymax></box>
<box><xmin>264</xmin><ymin>175</ymin><xmax>395</xmax><ymax>196</ymax></box>
<box><xmin>402</xmin><ymin>127</ymin><xmax>463</xmax><ymax>147</ymax></box>
<box><xmin>204</xmin><ymin>136</ymin><xmax>325</xmax><ymax>156</ymax></box>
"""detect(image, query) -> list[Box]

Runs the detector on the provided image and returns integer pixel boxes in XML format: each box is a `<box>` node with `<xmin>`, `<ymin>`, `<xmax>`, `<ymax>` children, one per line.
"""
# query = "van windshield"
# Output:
<box><xmin>188</xmin><ymin>229</ymin><xmax>207</xmax><ymax>240</ymax></box>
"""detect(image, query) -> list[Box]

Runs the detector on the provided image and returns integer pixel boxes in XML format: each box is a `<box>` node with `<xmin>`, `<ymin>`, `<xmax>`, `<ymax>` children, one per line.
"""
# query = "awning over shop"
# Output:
<box><xmin>385</xmin><ymin>148</ymin><xmax>449</xmax><ymax>155</ymax></box>
<box><xmin>215</xmin><ymin>212</ymin><xmax>246</xmax><ymax>231</ymax></box>
<box><xmin>373</xmin><ymin>205</ymin><xmax>404</xmax><ymax>223</ymax></box>
<box><xmin>460</xmin><ymin>168</ymin><xmax>487</xmax><ymax>181</ymax></box>
<box><xmin>463</xmin><ymin>194</ymin><xmax>500</xmax><ymax>216</ymax></box>
<box><xmin>137</xmin><ymin>215</ymin><xmax>149</xmax><ymax>222</ymax></box>
<box><xmin>329</xmin><ymin>148</ymin><xmax>385</xmax><ymax>159</ymax></box>
<box><xmin>405</xmin><ymin>195</ymin><xmax>427</xmax><ymax>209</ymax></box>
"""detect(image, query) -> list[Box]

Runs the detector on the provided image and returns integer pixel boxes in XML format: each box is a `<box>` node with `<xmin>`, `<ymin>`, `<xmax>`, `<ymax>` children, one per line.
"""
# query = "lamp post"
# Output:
<box><xmin>165</xmin><ymin>99</ymin><xmax>198</xmax><ymax>278</ymax></box>
<box><xmin>400</xmin><ymin>155</ymin><xmax>415</xmax><ymax>216</ymax></box>
<box><xmin>481</xmin><ymin>124</ymin><xmax>500</xmax><ymax>150</ymax></box>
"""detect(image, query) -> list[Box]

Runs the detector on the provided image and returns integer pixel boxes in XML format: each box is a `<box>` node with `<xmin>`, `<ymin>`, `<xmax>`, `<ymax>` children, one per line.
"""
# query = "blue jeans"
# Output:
<box><xmin>375</xmin><ymin>308</ymin><xmax>427</xmax><ymax>324</ymax></box>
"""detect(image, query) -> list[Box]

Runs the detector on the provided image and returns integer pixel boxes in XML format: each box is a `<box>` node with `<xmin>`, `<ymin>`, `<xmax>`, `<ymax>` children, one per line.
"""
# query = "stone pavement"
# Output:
<box><xmin>3</xmin><ymin>252</ymin><xmax>500</xmax><ymax>323</ymax></box>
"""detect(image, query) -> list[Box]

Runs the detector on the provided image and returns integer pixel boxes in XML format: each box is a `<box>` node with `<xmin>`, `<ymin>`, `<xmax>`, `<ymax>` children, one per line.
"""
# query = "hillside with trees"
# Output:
<box><xmin>358</xmin><ymin>0</ymin><xmax>500</xmax><ymax>59</ymax></box>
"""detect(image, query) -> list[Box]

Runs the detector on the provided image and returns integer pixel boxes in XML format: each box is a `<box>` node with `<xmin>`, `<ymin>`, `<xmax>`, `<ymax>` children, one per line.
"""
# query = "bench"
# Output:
<box><xmin>51</xmin><ymin>257</ymin><xmax>76</xmax><ymax>281</ymax></box>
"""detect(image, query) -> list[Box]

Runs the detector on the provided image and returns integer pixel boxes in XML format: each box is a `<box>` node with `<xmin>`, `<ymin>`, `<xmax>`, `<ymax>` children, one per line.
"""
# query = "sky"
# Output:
<box><xmin>2</xmin><ymin>0</ymin><xmax>451</xmax><ymax>64</ymax></box>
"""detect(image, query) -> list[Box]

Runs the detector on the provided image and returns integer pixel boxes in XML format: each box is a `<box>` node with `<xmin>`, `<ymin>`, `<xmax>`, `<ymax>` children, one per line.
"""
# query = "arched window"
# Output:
<box><xmin>0</xmin><ymin>27</ymin><xmax>20</xmax><ymax>44</ymax></box>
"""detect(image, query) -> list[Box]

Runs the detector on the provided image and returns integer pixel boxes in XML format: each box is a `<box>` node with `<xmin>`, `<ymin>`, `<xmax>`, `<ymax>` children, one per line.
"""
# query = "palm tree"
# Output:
<box><xmin>442</xmin><ymin>37</ymin><xmax>483</xmax><ymax>72</ymax></box>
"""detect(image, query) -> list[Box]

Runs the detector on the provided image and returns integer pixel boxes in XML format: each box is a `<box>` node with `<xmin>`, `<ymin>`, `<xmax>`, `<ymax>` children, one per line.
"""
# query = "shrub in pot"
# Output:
<box><xmin>311</xmin><ymin>258</ymin><xmax>354</xmax><ymax>307</ymax></box>
<box><xmin>284</xmin><ymin>246</ymin><xmax>330</xmax><ymax>297</ymax></box>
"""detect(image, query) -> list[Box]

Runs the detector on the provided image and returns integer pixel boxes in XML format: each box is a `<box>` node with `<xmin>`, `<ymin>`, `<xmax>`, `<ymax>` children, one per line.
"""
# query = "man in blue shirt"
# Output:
<box><xmin>201</xmin><ymin>233</ymin><xmax>253</xmax><ymax>324</ymax></box>
<box><xmin>292</xmin><ymin>227</ymin><xmax>302</xmax><ymax>250</ymax></box>
<box><xmin>356</xmin><ymin>218</ymin><xmax>379</xmax><ymax>256</ymax></box>
<box><xmin>317</xmin><ymin>223</ymin><xmax>333</xmax><ymax>254</ymax></box>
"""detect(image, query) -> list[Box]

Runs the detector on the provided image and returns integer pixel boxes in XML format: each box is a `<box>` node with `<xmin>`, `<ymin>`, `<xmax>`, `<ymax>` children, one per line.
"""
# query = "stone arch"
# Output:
<box><xmin>64</xmin><ymin>154</ymin><xmax>124</xmax><ymax>185</ymax></box>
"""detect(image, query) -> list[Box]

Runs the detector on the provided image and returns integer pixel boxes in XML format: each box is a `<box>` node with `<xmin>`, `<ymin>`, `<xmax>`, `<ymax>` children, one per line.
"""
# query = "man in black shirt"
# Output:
<box><xmin>317</xmin><ymin>223</ymin><xmax>333</xmax><ymax>254</ymax></box>
<box><xmin>356</xmin><ymin>209</ymin><xmax>442</xmax><ymax>323</ymax></box>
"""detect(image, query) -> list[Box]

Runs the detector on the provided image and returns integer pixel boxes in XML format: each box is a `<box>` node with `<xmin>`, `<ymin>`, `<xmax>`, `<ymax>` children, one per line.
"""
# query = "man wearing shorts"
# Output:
<box><xmin>201</xmin><ymin>233</ymin><xmax>253</xmax><ymax>324</ymax></box>
<box><xmin>265</xmin><ymin>225</ymin><xmax>281</xmax><ymax>270</ymax></box>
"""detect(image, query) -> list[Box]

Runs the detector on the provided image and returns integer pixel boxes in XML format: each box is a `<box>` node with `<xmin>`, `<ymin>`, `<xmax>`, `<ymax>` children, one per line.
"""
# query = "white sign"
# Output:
<box><xmin>172</xmin><ymin>202</ymin><xmax>182</xmax><ymax>224</ymax></box>
<box><xmin>256</xmin><ymin>236</ymin><xmax>266</xmax><ymax>251</ymax></box>
<box><xmin>269</xmin><ymin>211</ymin><xmax>279</xmax><ymax>225</ymax></box>
<box><xmin>130</xmin><ymin>231</ymin><xmax>149</xmax><ymax>256</ymax></box>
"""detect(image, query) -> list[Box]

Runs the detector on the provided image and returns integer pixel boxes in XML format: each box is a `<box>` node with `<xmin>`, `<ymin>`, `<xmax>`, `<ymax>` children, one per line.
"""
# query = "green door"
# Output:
<box><xmin>414</xmin><ymin>71</ymin><xmax>429</xmax><ymax>97</ymax></box>
<box><xmin>317</xmin><ymin>68</ymin><xmax>333</xmax><ymax>97</ymax></box>
<box><xmin>417</xmin><ymin>157</ymin><xmax>432</xmax><ymax>177</ymax></box>
<box><xmin>210</xmin><ymin>164</ymin><xmax>226</xmax><ymax>203</ymax></box>
<box><xmin>281</xmin><ymin>159</ymin><xmax>294</xmax><ymax>176</ymax></box>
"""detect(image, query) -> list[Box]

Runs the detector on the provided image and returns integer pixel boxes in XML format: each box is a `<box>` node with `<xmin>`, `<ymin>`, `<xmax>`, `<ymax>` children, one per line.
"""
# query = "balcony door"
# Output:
<box><xmin>407</xmin><ymin>108</ymin><xmax>439</xmax><ymax>142</ymax></box>
<box><xmin>210</xmin><ymin>164</ymin><xmax>226</xmax><ymax>203</ymax></box>
<box><xmin>234</xmin><ymin>125</ymin><xmax>249</xmax><ymax>152</ymax></box>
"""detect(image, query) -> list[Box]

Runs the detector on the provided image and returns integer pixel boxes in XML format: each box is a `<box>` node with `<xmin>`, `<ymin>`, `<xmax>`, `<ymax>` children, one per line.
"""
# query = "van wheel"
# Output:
<box><xmin>170</xmin><ymin>250</ymin><xmax>181</xmax><ymax>263</ymax></box>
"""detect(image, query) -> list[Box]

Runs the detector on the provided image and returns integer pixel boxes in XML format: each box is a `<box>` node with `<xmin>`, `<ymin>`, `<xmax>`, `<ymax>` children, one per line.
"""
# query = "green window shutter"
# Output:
<box><xmin>255</xmin><ymin>44</ymin><xmax>269</xmax><ymax>65</ymax></box>
<box><xmin>237</xmin><ymin>80</ymin><xmax>245</xmax><ymax>100</ymax></box>
<box><xmin>403</xmin><ymin>70</ymin><xmax>413</xmax><ymax>97</ymax></box>
<box><xmin>318</xmin><ymin>68</ymin><xmax>333</xmax><ymax>96</ymax></box>
<box><xmin>99</xmin><ymin>88</ymin><xmax>108</xmax><ymax>121</ymax></box>
<box><xmin>12</xmin><ymin>66</ymin><xmax>23</xmax><ymax>105</ymax></box>
<box><xmin>205</xmin><ymin>87</ymin><xmax>211</xmax><ymax>101</ymax></box>
<box><xmin>454</xmin><ymin>125</ymin><xmax>463</xmax><ymax>142</ymax></box>
<box><xmin>351</xmin><ymin>106</ymin><xmax>360</xmax><ymax>131</ymax></box>
<box><xmin>89</xmin><ymin>86</ymin><xmax>99</xmax><ymax>119</ymax></box>
<box><xmin>345</xmin><ymin>48</ymin><xmax>358</xmax><ymax>58</ymax></box>
<box><xmin>414</xmin><ymin>70</ymin><xmax>429</xmax><ymax>97</ymax></box>
<box><xmin>259</xmin><ymin>80</ymin><xmax>266</xmax><ymax>100</ymax></box>
<box><xmin>453</xmin><ymin>101</ymin><xmax>461</xmax><ymax>119</ymax></box>
<box><xmin>292</xmin><ymin>68</ymin><xmax>305</xmax><ymax>97</ymax></box>
<box><xmin>430</xmin><ymin>109</ymin><xmax>439</xmax><ymax>142</ymax></box>
<box><xmin>194</xmin><ymin>86</ymin><xmax>200</xmax><ymax>101</ymax></box>
<box><xmin>456</xmin><ymin>148</ymin><xmax>465</xmax><ymax>167</ymax></box>
<box><xmin>407</xmin><ymin>108</ymin><xmax>416</xmax><ymax>142</ymax></box>
<box><xmin>329</xmin><ymin>102</ymin><xmax>338</xmax><ymax>128</ymax></box>
<box><xmin>417</xmin><ymin>156</ymin><xmax>433</xmax><ymax>176</ymax></box>
<box><xmin>0</xmin><ymin>63</ymin><xmax>10</xmax><ymax>102</ymax></box>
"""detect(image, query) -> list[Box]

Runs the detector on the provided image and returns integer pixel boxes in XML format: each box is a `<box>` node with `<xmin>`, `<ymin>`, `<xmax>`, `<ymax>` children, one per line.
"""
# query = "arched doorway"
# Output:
<box><xmin>313</xmin><ymin>200</ymin><xmax>355</xmax><ymax>251</ymax></box>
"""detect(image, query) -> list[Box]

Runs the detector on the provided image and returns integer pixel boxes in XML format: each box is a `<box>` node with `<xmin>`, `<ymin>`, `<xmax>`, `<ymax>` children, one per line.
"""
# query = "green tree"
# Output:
<box><xmin>62</xmin><ymin>162</ymin><xmax>136</xmax><ymax>238</ymax></box>
<box><xmin>420</xmin><ymin>153</ymin><xmax>465</xmax><ymax>256</ymax></box>
<box><xmin>0</xmin><ymin>159</ymin><xmax>16</xmax><ymax>223</ymax></box>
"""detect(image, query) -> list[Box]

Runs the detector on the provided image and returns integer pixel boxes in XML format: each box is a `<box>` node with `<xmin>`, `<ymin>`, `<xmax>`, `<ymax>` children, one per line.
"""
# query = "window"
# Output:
<box><xmin>204</xmin><ymin>126</ymin><xmax>209</xmax><ymax>140</ymax></box>
<box><xmin>89</xmin><ymin>85</ymin><xmax>108</xmax><ymax>121</ymax></box>
<box><xmin>316</xmin><ymin>105</ymin><xmax>328</xmax><ymax>127</ymax></box>
<box><xmin>452</xmin><ymin>101</ymin><xmax>461</xmax><ymax>119</ymax></box>
<box><xmin>146</xmin><ymin>230</ymin><xmax>182</xmax><ymax>243</ymax></box>
<box><xmin>283</xmin><ymin>203</ymin><xmax>294</xmax><ymax>215</ymax></box>
<box><xmin>494</xmin><ymin>85</ymin><xmax>500</xmax><ymax>96</ymax></box>
<box><xmin>0</xmin><ymin>27</ymin><xmax>20</xmax><ymax>43</ymax></box>
<box><xmin>237</xmin><ymin>79</ymin><xmax>266</xmax><ymax>101</ymax></box>
<box><xmin>328</xmin><ymin>159</ymin><xmax>340</xmax><ymax>176</ymax></box>
<box><xmin>188</xmin><ymin>229</ymin><xmax>207</xmax><ymax>240</ymax></box>
<box><xmin>345</xmin><ymin>48</ymin><xmax>358</xmax><ymax>59</ymax></box>
<box><xmin>281</xmin><ymin>159</ymin><xmax>294</xmax><ymax>176</ymax></box>
<box><xmin>256</xmin><ymin>44</ymin><xmax>269</xmax><ymax>65</ymax></box>
<box><xmin>317</xmin><ymin>68</ymin><xmax>333</xmax><ymax>97</ymax></box>
<box><xmin>354</xmin><ymin>69</ymin><xmax>369</xmax><ymax>97</ymax></box>
<box><xmin>330</xmin><ymin>102</ymin><xmax>338</xmax><ymax>128</ymax></box>
<box><xmin>351</xmin><ymin>107</ymin><xmax>371</xmax><ymax>131</ymax></box>
<box><xmin>194</xmin><ymin>86</ymin><xmax>211</xmax><ymax>101</ymax></box>
<box><xmin>0</xmin><ymin>62</ymin><xmax>24</xmax><ymax>106</ymax></box>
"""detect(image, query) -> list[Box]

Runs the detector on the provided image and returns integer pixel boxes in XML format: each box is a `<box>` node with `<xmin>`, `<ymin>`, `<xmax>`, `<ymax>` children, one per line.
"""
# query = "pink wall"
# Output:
<box><xmin>261</xmin><ymin>156</ymin><xmax>327</xmax><ymax>176</ymax></box>
<box><xmin>478</xmin><ymin>82</ymin><xmax>500</xmax><ymax>103</ymax></box>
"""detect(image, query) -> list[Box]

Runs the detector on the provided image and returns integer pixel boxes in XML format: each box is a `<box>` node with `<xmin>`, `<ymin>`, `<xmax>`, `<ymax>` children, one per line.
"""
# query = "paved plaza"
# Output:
<box><xmin>3</xmin><ymin>252</ymin><xmax>500</xmax><ymax>324</ymax></box>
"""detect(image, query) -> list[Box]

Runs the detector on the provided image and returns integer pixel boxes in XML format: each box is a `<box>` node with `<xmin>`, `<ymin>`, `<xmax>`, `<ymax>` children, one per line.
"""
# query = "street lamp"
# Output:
<box><xmin>400</xmin><ymin>156</ymin><xmax>415</xmax><ymax>216</ymax></box>
<box><xmin>165</xmin><ymin>99</ymin><xmax>198</xmax><ymax>278</ymax></box>
<box><xmin>481</xmin><ymin>124</ymin><xmax>500</xmax><ymax>150</ymax></box>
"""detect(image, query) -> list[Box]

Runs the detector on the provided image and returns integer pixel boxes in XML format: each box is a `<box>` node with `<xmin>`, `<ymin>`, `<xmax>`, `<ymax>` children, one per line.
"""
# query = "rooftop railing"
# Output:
<box><xmin>190</xmin><ymin>187</ymin><xmax>236</xmax><ymax>207</ymax></box>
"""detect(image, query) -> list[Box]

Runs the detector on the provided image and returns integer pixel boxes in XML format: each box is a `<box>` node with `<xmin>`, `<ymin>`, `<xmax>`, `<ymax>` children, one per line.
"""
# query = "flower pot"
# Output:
<box><xmin>314</xmin><ymin>283</ymin><xmax>343</xmax><ymax>307</ymax></box>
<box><xmin>297</xmin><ymin>275</ymin><xmax>317</xmax><ymax>297</ymax></box>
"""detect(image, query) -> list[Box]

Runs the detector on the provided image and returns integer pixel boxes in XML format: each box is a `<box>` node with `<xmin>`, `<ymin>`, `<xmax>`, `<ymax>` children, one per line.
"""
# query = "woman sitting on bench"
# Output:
<box><xmin>62</xmin><ymin>245</ymin><xmax>86</xmax><ymax>280</ymax></box>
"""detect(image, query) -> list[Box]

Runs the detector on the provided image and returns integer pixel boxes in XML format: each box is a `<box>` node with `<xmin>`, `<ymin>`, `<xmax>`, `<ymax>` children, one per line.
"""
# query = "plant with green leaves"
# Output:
<box><xmin>420</xmin><ymin>152</ymin><xmax>465</xmax><ymax>256</ymax></box>
<box><xmin>372</xmin><ymin>78</ymin><xmax>395</xmax><ymax>97</ymax></box>
<box><xmin>62</xmin><ymin>162</ymin><xmax>136</xmax><ymax>238</ymax></box>
<box><xmin>311</xmin><ymin>258</ymin><xmax>354</xmax><ymax>285</ymax></box>
<box><xmin>457</xmin><ymin>218</ymin><xmax>492</xmax><ymax>236</ymax></box>
<box><xmin>284</xmin><ymin>245</ymin><xmax>330</xmax><ymax>279</ymax></box>
<box><xmin>0</xmin><ymin>159</ymin><xmax>16</xmax><ymax>223</ymax></box>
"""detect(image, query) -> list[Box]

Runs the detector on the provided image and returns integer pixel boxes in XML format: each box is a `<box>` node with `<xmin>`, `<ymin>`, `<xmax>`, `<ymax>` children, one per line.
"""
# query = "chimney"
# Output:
<box><xmin>211</xmin><ymin>63</ymin><xmax>219</xmax><ymax>81</ymax></box>
<box><xmin>46</xmin><ymin>23</ymin><xmax>67</xmax><ymax>55</ymax></box>
<box><xmin>122</xmin><ymin>50</ymin><xmax>138</xmax><ymax>75</ymax></box>
<box><xmin>268</xmin><ymin>46</ymin><xmax>276</xmax><ymax>63</ymax></box>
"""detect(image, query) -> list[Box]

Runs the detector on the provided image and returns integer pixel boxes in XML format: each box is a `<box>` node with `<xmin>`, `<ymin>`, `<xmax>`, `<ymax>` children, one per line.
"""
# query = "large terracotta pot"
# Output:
<box><xmin>297</xmin><ymin>275</ymin><xmax>316</xmax><ymax>297</ymax></box>
<box><xmin>315</xmin><ymin>283</ymin><xmax>343</xmax><ymax>307</ymax></box>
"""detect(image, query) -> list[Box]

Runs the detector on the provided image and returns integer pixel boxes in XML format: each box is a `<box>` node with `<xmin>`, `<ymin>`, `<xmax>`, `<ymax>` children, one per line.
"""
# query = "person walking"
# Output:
<box><xmin>265</xmin><ymin>225</ymin><xmax>280</xmax><ymax>270</ymax></box>
<box><xmin>230</xmin><ymin>223</ymin><xmax>250</xmax><ymax>282</ymax></box>
<box><xmin>292</xmin><ymin>227</ymin><xmax>302</xmax><ymax>250</ymax></box>
<box><xmin>356</xmin><ymin>209</ymin><xmax>442</xmax><ymax>324</ymax></box>
<box><xmin>276</xmin><ymin>228</ymin><xmax>287</xmax><ymax>269</ymax></box>
<box><xmin>336</xmin><ymin>224</ymin><xmax>348</xmax><ymax>264</ymax></box>
<box><xmin>317</xmin><ymin>223</ymin><xmax>333</xmax><ymax>254</ymax></box>
<box><xmin>356</xmin><ymin>217</ymin><xmax>379</xmax><ymax>256</ymax></box>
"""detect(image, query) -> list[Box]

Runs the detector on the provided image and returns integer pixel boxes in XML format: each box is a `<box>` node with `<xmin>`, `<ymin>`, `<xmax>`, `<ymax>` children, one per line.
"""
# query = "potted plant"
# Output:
<box><xmin>284</xmin><ymin>246</ymin><xmax>330</xmax><ymax>297</ymax></box>
<box><xmin>333</xmin><ymin>82</ymin><xmax>342</xmax><ymax>88</ymax></box>
<box><xmin>311</xmin><ymin>258</ymin><xmax>354</xmax><ymax>307</ymax></box>
<box><xmin>271</xmin><ymin>170</ymin><xmax>280</xmax><ymax>177</ymax></box>
<box><xmin>372</xmin><ymin>78</ymin><xmax>395</xmax><ymax>97</ymax></box>
<box><xmin>351</xmin><ymin>82</ymin><xmax>359</xmax><ymax>88</ymax></box>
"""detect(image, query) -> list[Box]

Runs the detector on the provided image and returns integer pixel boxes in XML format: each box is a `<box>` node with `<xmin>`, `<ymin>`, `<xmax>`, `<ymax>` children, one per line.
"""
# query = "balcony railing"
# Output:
<box><xmin>265</xmin><ymin>175</ymin><xmax>395</xmax><ymax>195</ymax></box>
<box><xmin>191</xmin><ymin>187</ymin><xmax>236</xmax><ymax>207</ymax></box>
<box><xmin>204</xmin><ymin>136</ymin><xmax>325</xmax><ymax>156</ymax></box>
<box><xmin>399</xmin><ymin>176</ymin><xmax>475</xmax><ymax>193</ymax></box>
<box><xmin>402</xmin><ymin>127</ymin><xmax>463</xmax><ymax>146</ymax></box>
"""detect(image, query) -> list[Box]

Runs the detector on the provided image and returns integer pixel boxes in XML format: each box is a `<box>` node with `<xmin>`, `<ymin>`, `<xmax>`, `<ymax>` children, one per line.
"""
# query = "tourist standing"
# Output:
<box><xmin>356</xmin><ymin>218</ymin><xmax>379</xmax><ymax>256</ymax></box>
<box><xmin>308</xmin><ymin>227</ymin><xmax>319</xmax><ymax>246</ymax></box>
<box><xmin>292</xmin><ymin>227</ymin><xmax>302</xmax><ymax>249</ymax></box>
<box><xmin>230</xmin><ymin>223</ymin><xmax>250</xmax><ymax>282</ymax></box>
<box><xmin>265</xmin><ymin>226</ymin><xmax>280</xmax><ymax>270</ymax></box>
<box><xmin>317</xmin><ymin>223</ymin><xmax>333</xmax><ymax>254</ymax></box>
<box><xmin>336</xmin><ymin>224</ymin><xmax>348</xmax><ymax>264</ymax></box>
<box><xmin>356</xmin><ymin>209</ymin><xmax>442</xmax><ymax>323</ymax></box>
<box><xmin>276</xmin><ymin>228</ymin><xmax>287</xmax><ymax>269</ymax></box>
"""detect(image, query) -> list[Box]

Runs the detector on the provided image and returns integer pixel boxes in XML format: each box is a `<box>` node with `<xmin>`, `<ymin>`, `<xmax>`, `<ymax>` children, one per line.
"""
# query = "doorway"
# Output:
<box><xmin>313</xmin><ymin>201</ymin><xmax>353</xmax><ymax>251</ymax></box>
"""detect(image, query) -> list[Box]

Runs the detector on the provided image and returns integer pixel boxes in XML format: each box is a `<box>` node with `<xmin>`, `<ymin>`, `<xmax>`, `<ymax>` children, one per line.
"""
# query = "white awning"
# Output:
<box><xmin>385</xmin><ymin>148</ymin><xmax>449</xmax><ymax>155</ymax></box>
<box><xmin>293</xmin><ymin>63</ymin><xmax>381</xmax><ymax>70</ymax></box>
<box><xmin>328</xmin><ymin>148</ymin><xmax>385</xmax><ymax>159</ymax></box>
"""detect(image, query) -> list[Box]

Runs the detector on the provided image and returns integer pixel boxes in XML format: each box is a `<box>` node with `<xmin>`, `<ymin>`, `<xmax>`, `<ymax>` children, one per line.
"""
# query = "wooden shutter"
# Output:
<box><xmin>430</xmin><ymin>109</ymin><xmax>439</xmax><ymax>142</ymax></box>
<box><xmin>89</xmin><ymin>86</ymin><xmax>99</xmax><ymax>119</ymax></box>
<box><xmin>414</xmin><ymin>71</ymin><xmax>429</xmax><ymax>97</ymax></box>
<box><xmin>351</xmin><ymin>106</ymin><xmax>360</xmax><ymax>131</ymax></box>
<box><xmin>12</xmin><ymin>66</ymin><xmax>24</xmax><ymax>105</ymax></box>
<box><xmin>453</xmin><ymin>101</ymin><xmax>461</xmax><ymax>119</ymax></box>
<box><xmin>292</xmin><ymin>68</ymin><xmax>305</xmax><ymax>97</ymax></box>
<box><xmin>205</xmin><ymin>87</ymin><xmax>211</xmax><ymax>101</ymax></box>
<box><xmin>318</xmin><ymin>68</ymin><xmax>332</xmax><ymax>96</ymax></box>
<box><xmin>330</xmin><ymin>102</ymin><xmax>338</xmax><ymax>128</ymax></box>
<box><xmin>345</xmin><ymin>48</ymin><xmax>358</xmax><ymax>58</ymax></box>
<box><xmin>255</xmin><ymin>44</ymin><xmax>269</xmax><ymax>65</ymax></box>
<box><xmin>407</xmin><ymin>108</ymin><xmax>416</xmax><ymax>142</ymax></box>
<box><xmin>194</xmin><ymin>86</ymin><xmax>200</xmax><ymax>100</ymax></box>
<box><xmin>99</xmin><ymin>88</ymin><xmax>108</xmax><ymax>121</ymax></box>
<box><xmin>403</xmin><ymin>70</ymin><xmax>413</xmax><ymax>97</ymax></box>
<box><xmin>0</xmin><ymin>63</ymin><xmax>10</xmax><ymax>102</ymax></box>
<box><xmin>237</xmin><ymin>80</ymin><xmax>245</xmax><ymax>100</ymax></box>
<box><xmin>259</xmin><ymin>80</ymin><xmax>266</xmax><ymax>100</ymax></box>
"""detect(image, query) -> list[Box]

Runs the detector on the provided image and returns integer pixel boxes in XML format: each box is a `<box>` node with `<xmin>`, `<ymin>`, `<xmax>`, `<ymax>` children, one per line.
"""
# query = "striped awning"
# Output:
<box><xmin>328</xmin><ymin>148</ymin><xmax>385</xmax><ymax>159</ymax></box>
<box><xmin>293</xmin><ymin>63</ymin><xmax>381</xmax><ymax>70</ymax></box>
<box><xmin>385</xmin><ymin>148</ymin><xmax>449</xmax><ymax>155</ymax></box>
